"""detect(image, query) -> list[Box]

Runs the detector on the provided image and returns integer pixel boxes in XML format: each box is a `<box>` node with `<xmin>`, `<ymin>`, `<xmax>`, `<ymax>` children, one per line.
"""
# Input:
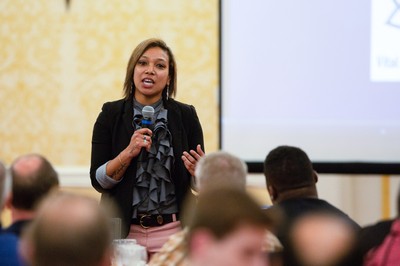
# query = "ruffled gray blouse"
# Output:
<box><xmin>131</xmin><ymin>99</ymin><xmax>178</xmax><ymax>218</ymax></box>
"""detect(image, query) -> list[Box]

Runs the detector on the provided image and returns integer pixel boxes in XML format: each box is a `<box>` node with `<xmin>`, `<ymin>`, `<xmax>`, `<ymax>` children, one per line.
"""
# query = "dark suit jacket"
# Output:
<box><xmin>90</xmin><ymin>97</ymin><xmax>204</xmax><ymax>237</ymax></box>
<box><xmin>2</xmin><ymin>220</ymin><xmax>30</xmax><ymax>238</ymax></box>
<box><xmin>0</xmin><ymin>233</ymin><xmax>22</xmax><ymax>266</ymax></box>
<box><xmin>266</xmin><ymin>198</ymin><xmax>361</xmax><ymax>266</ymax></box>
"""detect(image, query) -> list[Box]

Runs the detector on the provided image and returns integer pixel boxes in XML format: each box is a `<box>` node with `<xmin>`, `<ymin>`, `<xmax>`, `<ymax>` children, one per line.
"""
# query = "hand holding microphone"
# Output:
<box><xmin>125</xmin><ymin>128</ymin><xmax>152</xmax><ymax>158</ymax></box>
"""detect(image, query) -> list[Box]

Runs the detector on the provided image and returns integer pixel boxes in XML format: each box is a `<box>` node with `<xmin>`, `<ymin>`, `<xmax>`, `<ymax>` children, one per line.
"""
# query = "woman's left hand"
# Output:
<box><xmin>181</xmin><ymin>144</ymin><xmax>205</xmax><ymax>176</ymax></box>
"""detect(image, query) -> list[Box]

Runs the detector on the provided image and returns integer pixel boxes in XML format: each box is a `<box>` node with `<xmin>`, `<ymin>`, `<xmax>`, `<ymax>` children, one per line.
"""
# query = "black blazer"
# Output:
<box><xmin>90</xmin><ymin>97</ymin><xmax>204</xmax><ymax>237</ymax></box>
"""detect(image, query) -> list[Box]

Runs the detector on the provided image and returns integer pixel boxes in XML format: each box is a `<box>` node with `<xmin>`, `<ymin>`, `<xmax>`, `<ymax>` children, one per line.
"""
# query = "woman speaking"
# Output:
<box><xmin>90</xmin><ymin>38</ymin><xmax>204</xmax><ymax>258</ymax></box>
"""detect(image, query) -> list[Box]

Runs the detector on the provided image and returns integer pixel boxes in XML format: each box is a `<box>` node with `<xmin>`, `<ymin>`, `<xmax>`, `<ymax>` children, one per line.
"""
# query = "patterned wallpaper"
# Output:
<box><xmin>0</xmin><ymin>0</ymin><xmax>219</xmax><ymax>166</ymax></box>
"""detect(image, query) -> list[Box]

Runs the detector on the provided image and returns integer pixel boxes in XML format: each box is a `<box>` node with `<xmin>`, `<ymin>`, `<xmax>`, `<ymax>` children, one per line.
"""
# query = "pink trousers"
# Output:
<box><xmin>127</xmin><ymin>220</ymin><xmax>181</xmax><ymax>260</ymax></box>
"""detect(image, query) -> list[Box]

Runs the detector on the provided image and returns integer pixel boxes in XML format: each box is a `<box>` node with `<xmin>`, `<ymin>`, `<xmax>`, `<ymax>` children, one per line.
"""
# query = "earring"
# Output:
<box><xmin>130</xmin><ymin>83</ymin><xmax>134</xmax><ymax>95</ymax></box>
<box><xmin>166</xmin><ymin>85</ymin><xmax>169</xmax><ymax>100</ymax></box>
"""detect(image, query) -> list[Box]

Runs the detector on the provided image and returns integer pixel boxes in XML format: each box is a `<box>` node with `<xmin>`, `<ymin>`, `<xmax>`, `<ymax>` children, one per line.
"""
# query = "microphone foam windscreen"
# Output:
<box><xmin>142</xmin><ymin>106</ymin><xmax>155</xmax><ymax>120</ymax></box>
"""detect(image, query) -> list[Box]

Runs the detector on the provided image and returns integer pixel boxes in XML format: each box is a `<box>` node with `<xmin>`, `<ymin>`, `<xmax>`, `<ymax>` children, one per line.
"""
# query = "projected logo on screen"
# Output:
<box><xmin>370</xmin><ymin>0</ymin><xmax>400</xmax><ymax>81</ymax></box>
<box><xmin>387</xmin><ymin>0</ymin><xmax>400</xmax><ymax>28</ymax></box>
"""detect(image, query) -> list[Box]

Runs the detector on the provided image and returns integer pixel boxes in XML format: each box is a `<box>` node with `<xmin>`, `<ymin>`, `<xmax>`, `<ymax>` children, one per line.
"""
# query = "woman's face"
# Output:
<box><xmin>133</xmin><ymin>47</ymin><xmax>170</xmax><ymax>105</ymax></box>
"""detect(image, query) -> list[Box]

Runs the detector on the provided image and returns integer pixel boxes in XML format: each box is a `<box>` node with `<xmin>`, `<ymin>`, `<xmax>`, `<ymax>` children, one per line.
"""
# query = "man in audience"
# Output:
<box><xmin>0</xmin><ymin>160</ymin><xmax>23</xmax><ymax>266</ymax></box>
<box><xmin>149</xmin><ymin>151</ymin><xmax>282</xmax><ymax>265</ymax></box>
<box><xmin>186</xmin><ymin>188</ymin><xmax>273</xmax><ymax>266</ymax></box>
<box><xmin>192</xmin><ymin>150</ymin><xmax>247</xmax><ymax>192</ymax></box>
<box><xmin>0</xmin><ymin>234</ymin><xmax>21</xmax><ymax>266</ymax></box>
<box><xmin>0</xmin><ymin>160</ymin><xmax>6</xmax><ymax>227</ymax></box>
<box><xmin>20</xmin><ymin>192</ymin><xmax>114</xmax><ymax>266</ymax></box>
<box><xmin>263</xmin><ymin>145</ymin><xmax>360</xmax><ymax>265</ymax></box>
<box><xmin>2</xmin><ymin>154</ymin><xmax>59</xmax><ymax>237</ymax></box>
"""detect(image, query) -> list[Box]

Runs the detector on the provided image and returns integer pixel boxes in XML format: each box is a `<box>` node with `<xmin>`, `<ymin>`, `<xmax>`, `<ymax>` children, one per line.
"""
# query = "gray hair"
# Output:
<box><xmin>195</xmin><ymin>151</ymin><xmax>247</xmax><ymax>192</ymax></box>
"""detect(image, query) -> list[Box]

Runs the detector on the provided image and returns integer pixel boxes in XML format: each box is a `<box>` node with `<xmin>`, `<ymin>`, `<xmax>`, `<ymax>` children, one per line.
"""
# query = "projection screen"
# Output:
<box><xmin>220</xmin><ymin>0</ymin><xmax>400</xmax><ymax>173</ymax></box>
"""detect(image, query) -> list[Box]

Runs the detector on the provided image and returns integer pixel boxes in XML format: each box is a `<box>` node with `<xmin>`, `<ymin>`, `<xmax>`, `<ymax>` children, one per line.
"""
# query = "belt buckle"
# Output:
<box><xmin>157</xmin><ymin>215</ymin><xmax>164</xmax><ymax>225</ymax></box>
<box><xmin>139</xmin><ymin>214</ymin><xmax>151</xmax><ymax>229</ymax></box>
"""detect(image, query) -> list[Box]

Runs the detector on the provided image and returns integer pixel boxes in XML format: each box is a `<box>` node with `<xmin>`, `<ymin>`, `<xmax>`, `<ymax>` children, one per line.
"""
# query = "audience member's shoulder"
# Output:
<box><xmin>283</xmin><ymin>197</ymin><xmax>349</xmax><ymax>215</ymax></box>
<box><xmin>275</xmin><ymin>197</ymin><xmax>360</xmax><ymax>230</ymax></box>
<box><xmin>0</xmin><ymin>232</ymin><xmax>19</xmax><ymax>246</ymax></box>
<box><xmin>0</xmin><ymin>231</ymin><xmax>18</xmax><ymax>241</ymax></box>
<box><xmin>361</xmin><ymin>219</ymin><xmax>394</xmax><ymax>234</ymax></box>
<box><xmin>2</xmin><ymin>220</ymin><xmax>31</xmax><ymax>237</ymax></box>
<box><xmin>305</xmin><ymin>198</ymin><xmax>361</xmax><ymax>230</ymax></box>
<box><xmin>357</xmin><ymin>219</ymin><xmax>395</xmax><ymax>254</ymax></box>
<box><xmin>0</xmin><ymin>232</ymin><xmax>21</xmax><ymax>266</ymax></box>
<box><xmin>273</xmin><ymin>197</ymin><xmax>326</xmax><ymax>213</ymax></box>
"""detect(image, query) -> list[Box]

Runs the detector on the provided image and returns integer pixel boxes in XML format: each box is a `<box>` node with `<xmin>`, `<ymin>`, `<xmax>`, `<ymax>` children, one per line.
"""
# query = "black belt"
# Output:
<box><xmin>131</xmin><ymin>213</ymin><xmax>178</xmax><ymax>229</ymax></box>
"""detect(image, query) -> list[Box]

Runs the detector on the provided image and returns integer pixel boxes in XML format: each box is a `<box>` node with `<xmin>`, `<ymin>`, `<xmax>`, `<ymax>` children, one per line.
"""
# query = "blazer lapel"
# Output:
<box><xmin>122</xmin><ymin>98</ymin><xmax>134</xmax><ymax>137</ymax></box>
<box><xmin>166</xmin><ymin>100</ymin><xmax>184</xmax><ymax>155</ymax></box>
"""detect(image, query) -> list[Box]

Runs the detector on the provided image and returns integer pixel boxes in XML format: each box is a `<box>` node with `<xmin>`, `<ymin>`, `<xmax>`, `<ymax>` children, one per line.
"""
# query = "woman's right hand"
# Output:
<box><xmin>125</xmin><ymin>128</ymin><xmax>153</xmax><ymax>159</ymax></box>
<box><xmin>106</xmin><ymin>126</ymin><xmax>153</xmax><ymax>181</ymax></box>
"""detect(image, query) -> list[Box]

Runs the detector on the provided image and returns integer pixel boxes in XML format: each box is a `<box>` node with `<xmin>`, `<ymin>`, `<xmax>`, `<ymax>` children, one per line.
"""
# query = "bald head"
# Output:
<box><xmin>10</xmin><ymin>154</ymin><xmax>59</xmax><ymax>210</ymax></box>
<box><xmin>13</xmin><ymin>155</ymin><xmax>42</xmax><ymax>177</ymax></box>
<box><xmin>40</xmin><ymin>193</ymin><xmax>101</xmax><ymax>232</ymax></box>
<box><xmin>23</xmin><ymin>192</ymin><xmax>113</xmax><ymax>266</ymax></box>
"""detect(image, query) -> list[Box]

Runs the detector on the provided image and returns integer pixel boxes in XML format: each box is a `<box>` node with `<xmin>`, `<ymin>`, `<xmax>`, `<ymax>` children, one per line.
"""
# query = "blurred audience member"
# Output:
<box><xmin>263</xmin><ymin>145</ymin><xmax>360</xmax><ymax>265</ymax></box>
<box><xmin>0</xmin><ymin>232</ymin><xmax>21</xmax><ymax>266</ymax></box>
<box><xmin>193</xmin><ymin>150</ymin><xmax>247</xmax><ymax>192</ymax></box>
<box><xmin>2</xmin><ymin>154</ymin><xmax>59</xmax><ymax>237</ymax></box>
<box><xmin>1</xmin><ymin>160</ymin><xmax>23</xmax><ymax>266</ymax></box>
<box><xmin>186</xmin><ymin>189</ymin><xmax>273</xmax><ymax>266</ymax></box>
<box><xmin>20</xmin><ymin>192</ymin><xmax>114</xmax><ymax>266</ymax></box>
<box><xmin>354</xmin><ymin>184</ymin><xmax>400</xmax><ymax>265</ymax></box>
<box><xmin>149</xmin><ymin>151</ymin><xmax>282</xmax><ymax>265</ymax></box>
<box><xmin>0</xmin><ymin>160</ymin><xmax>6</xmax><ymax>225</ymax></box>
<box><xmin>289</xmin><ymin>211</ymin><xmax>357</xmax><ymax>266</ymax></box>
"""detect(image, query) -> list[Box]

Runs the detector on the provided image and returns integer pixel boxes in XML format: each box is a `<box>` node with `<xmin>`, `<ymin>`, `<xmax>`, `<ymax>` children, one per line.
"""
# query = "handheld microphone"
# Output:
<box><xmin>141</xmin><ymin>105</ymin><xmax>155</xmax><ymax>130</ymax></box>
<box><xmin>138</xmin><ymin>106</ymin><xmax>155</xmax><ymax>162</ymax></box>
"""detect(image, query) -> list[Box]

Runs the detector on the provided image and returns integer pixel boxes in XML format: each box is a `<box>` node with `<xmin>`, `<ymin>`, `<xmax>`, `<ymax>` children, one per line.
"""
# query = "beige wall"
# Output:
<box><xmin>0</xmin><ymin>0</ymin><xmax>219</xmax><ymax>166</ymax></box>
<box><xmin>0</xmin><ymin>0</ymin><xmax>219</xmax><ymax>227</ymax></box>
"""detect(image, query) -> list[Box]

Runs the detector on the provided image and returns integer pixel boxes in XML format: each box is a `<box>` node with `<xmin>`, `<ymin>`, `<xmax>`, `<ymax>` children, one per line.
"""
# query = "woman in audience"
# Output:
<box><xmin>354</xmin><ymin>184</ymin><xmax>400</xmax><ymax>265</ymax></box>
